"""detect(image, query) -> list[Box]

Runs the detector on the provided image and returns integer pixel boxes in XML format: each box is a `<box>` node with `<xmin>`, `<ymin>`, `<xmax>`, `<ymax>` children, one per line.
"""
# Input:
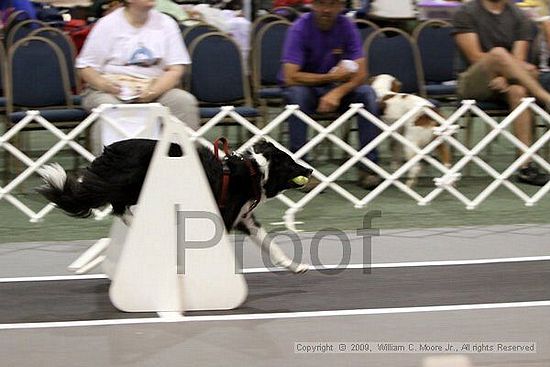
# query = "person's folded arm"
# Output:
<box><xmin>331</xmin><ymin>58</ymin><xmax>366</xmax><ymax>98</ymax></box>
<box><xmin>512</xmin><ymin>40</ymin><xmax>537</xmax><ymax>76</ymax></box>
<box><xmin>78</xmin><ymin>67</ymin><xmax>120</xmax><ymax>95</ymax></box>
<box><xmin>283</xmin><ymin>63</ymin><xmax>352</xmax><ymax>86</ymax></box>
<box><xmin>317</xmin><ymin>58</ymin><xmax>366</xmax><ymax>113</ymax></box>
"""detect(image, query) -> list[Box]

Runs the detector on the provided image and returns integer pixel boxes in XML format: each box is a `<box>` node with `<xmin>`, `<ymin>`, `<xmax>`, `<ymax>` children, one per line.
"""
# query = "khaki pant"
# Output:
<box><xmin>457</xmin><ymin>62</ymin><xmax>500</xmax><ymax>101</ymax></box>
<box><xmin>82</xmin><ymin>88</ymin><xmax>200</xmax><ymax>155</ymax></box>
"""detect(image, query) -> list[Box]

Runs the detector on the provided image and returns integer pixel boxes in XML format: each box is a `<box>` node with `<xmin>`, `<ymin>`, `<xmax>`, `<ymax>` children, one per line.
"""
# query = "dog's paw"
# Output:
<box><xmin>290</xmin><ymin>262</ymin><xmax>309</xmax><ymax>274</ymax></box>
<box><xmin>273</xmin><ymin>258</ymin><xmax>309</xmax><ymax>273</ymax></box>
<box><xmin>405</xmin><ymin>177</ymin><xmax>417</xmax><ymax>188</ymax></box>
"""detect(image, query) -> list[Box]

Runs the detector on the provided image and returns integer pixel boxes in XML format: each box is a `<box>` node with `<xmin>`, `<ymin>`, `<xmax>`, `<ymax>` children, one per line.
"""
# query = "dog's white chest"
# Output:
<box><xmin>405</xmin><ymin>125</ymin><xmax>434</xmax><ymax>147</ymax></box>
<box><xmin>382</xmin><ymin>94</ymin><xmax>431</xmax><ymax>124</ymax></box>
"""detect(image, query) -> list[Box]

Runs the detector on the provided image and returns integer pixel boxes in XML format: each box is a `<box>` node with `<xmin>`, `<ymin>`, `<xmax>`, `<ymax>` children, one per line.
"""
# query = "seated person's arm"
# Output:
<box><xmin>138</xmin><ymin>65</ymin><xmax>184</xmax><ymax>102</ymax></box>
<box><xmin>512</xmin><ymin>40</ymin><xmax>529</xmax><ymax>62</ymax></box>
<box><xmin>454</xmin><ymin>32</ymin><xmax>486</xmax><ymax>65</ymax></box>
<box><xmin>78</xmin><ymin>67</ymin><xmax>121</xmax><ymax>95</ymax></box>
<box><xmin>317</xmin><ymin>57</ymin><xmax>367</xmax><ymax>113</ymax></box>
<box><xmin>512</xmin><ymin>40</ymin><xmax>537</xmax><ymax>75</ymax></box>
<box><xmin>283</xmin><ymin>62</ymin><xmax>353</xmax><ymax>86</ymax></box>
<box><xmin>330</xmin><ymin>57</ymin><xmax>366</xmax><ymax>98</ymax></box>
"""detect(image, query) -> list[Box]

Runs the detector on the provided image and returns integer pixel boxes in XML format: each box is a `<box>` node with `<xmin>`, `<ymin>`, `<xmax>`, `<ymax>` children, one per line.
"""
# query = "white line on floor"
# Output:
<box><xmin>1</xmin><ymin>300</ymin><xmax>549</xmax><ymax>330</ymax></box>
<box><xmin>0</xmin><ymin>274</ymin><xmax>108</xmax><ymax>283</ymax></box>
<box><xmin>1</xmin><ymin>255</ymin><xmax>550</xmax><ymax>282</ymax></box>
<box><xmin>242</xmin><ymin>255</ymin><xmax>550</xmax><ymax>273</ymax></box>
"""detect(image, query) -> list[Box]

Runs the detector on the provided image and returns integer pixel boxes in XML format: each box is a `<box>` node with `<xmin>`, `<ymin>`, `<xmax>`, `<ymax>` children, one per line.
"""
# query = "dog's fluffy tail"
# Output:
<box><xmin>37</xmin><ymin>163</ymin><xmax>110</xmax><ymax>218</ymax></box>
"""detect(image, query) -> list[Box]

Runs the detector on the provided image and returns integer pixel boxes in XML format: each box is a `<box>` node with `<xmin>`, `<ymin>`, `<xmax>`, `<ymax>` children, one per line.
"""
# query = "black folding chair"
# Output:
<box><xmin>364</xmin><ymin>27</ymin><xmax>426</xmax><ymax>96</ymax></box>
<box><xmin>413</xmin><ymin>19</ymin><xmax>457</xmax><ymax>103</ymax></box>
<box><xmin>186</xmin><ymin>32</ymin><xmax>261</xmax><ymax>142</ymax></box>
<box><xmin>251</xmin><ymin>19</ymin><xmax>291</xmax><ymax>124</ymax></box>
<box><xmin>5</xmin><ymin>36</ymin><xmax>89</xmax><ymax>180</ymax></box>
<box><xmin>5</xmin><ymin>19</ymin><xmax>46</xmax><ymax>49</ymax></box>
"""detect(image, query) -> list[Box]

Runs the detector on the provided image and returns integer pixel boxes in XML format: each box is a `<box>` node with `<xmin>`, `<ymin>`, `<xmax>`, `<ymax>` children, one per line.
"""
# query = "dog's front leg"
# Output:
<box><xmin>121</xmin><ymin>207</ymin><xmax>134</xmax><ymax>227</ymax></box>
<box><xmin>238</xmin><ymin>216</ymin><xmax>308</xmax><ymax>273</ymax></box>
<box><xmin>404</xmin><ymin>143</ymin><xmax>421</xmax><ymax>188</ymax></box>
<box><xmin>437</xmin><ymin>142</ymin><xmax>452</xmax><ymax>167</ymax></box>
<box><xmin>389</xmin><ymin>137</ymin><xmax>403</xmax><ymax>171</ymax></box>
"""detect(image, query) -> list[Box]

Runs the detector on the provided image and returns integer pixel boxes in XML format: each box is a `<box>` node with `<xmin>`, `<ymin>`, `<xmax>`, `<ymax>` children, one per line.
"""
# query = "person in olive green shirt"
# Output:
<box><xmin>155</xmin><ymin>0</ymin><xmax>189</xmax><ymax>23</ymax></box>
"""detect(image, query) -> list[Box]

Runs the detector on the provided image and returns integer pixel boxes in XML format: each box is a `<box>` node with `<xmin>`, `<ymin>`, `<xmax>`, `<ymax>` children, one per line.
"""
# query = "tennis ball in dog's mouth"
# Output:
<box><xmin>292</xmin><ymin>176</ymin><xmax>309</xmax><ymax>186</ymax></box>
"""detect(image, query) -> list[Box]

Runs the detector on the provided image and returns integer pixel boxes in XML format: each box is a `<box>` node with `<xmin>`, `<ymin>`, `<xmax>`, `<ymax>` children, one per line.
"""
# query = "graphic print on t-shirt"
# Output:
<box><xmin>126</xmin><ymin>43</ymin><xmax>160</xmax><ymax>67</ymax></box>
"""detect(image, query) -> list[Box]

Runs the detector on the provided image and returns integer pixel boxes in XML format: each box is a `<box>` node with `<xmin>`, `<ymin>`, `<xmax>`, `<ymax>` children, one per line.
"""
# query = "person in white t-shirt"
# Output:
<box><xmin>76</xmin><ymin>0</ymin><xmax>199</xmax><ymax>153</ymax></box>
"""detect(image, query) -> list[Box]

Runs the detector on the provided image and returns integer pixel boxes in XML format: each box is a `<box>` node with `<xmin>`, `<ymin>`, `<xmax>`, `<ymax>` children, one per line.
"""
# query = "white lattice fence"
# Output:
<box><xmin>0</xmin><ymin>99</ymin><xmax>549</xmax><ymax>229</ymax></box>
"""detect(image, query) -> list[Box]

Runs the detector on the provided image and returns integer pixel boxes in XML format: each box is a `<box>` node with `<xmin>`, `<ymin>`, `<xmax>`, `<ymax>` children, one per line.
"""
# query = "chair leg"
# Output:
<box><xmin>237</xmin><ymin>124</ymin><xmax>243</xmax><ymax>146</ymax></box>
<box><xmin>1</xmin><ymin>143</ymin><xmax>9</xmax><ymax>186</ymax></box>
<box><xmin>259</xmin><ymin>100</ymin><xmax>268</xmax><ymax>128</ymax></box>
<box><xmin>278</xmin><ymin>117</ymin><xmax>288</xmax><ymax>147</ymax></box>
<box><xmin>73</xmin><ymin>131</ymin><xmax>86</xmax><ymax>171</ymax></box>
<box><xmin>8</xmin><ymin>132</ymin><xmax>25</xmax><ymax>192</ymax></box>
<box><xmin>533</xmin><ymin>118</ymin><xmax>550</xmax><ymax>161</ymax></box>
<box><xmin>327</xmin><ymin>130</ymin><xmax>335</xmax><ymax>161</ymax></box>
<box><xmin>341</xmin><ymin>123</ymin><xmax>351</xmax><ymax>147</ymax></box>
<box><xmin>222</xmin><ymin>124</ymin><xmax>229</xmax><ymax>140</ymax></box>
<box><xmin>485</xmin><ymin>118</ymin><xmax>494</xmax><ymax>159</ymax></box>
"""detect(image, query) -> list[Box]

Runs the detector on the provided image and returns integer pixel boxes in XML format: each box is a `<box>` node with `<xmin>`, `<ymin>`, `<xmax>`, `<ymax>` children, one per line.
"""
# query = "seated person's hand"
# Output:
<box><xmin>523</xmin><ymin>61</ymin><xmax>537</xmax><ymax>72</ymax></box>
<box><xmin>329</xmin><ymin>60</ymin><xmax>358</xmax><ymax>83</ymax></box>
<box><xmin>488</xmin><ymin>76</ymin><xmax>510</xmax><ymax>93</ymax></box>
<box><xmin>137</xmin><ymin>89</ymin><xmax>158</xmax><ymax>103</ymax></box>
<box><xmin>100</xmin><ymin>79</ymin><xmax>122</xmax><ymax>96</ymax></box>
<box><xmin>317</xmin><ymin>89</ymin><xmax>342</xmax><ymax>113</ymax></box>
<box><xmin>330</xmin><ymin>66</ymin><xmax>354</xmax><ymax>83</ymax></box>
<box><xmin>522</xmin><ymin>61</ymin><xmax>539</xmax><ymax>78</ymax></box>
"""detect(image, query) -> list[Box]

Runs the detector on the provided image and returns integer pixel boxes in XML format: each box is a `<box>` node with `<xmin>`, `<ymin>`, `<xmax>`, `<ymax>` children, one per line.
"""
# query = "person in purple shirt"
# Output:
<box><xmin>281</xmin><ymin>0</ymin><xmax>380</xmax><ymax>190</ymax></box>
<box><xmin>0</xmin><ymin>0</ymin><xmax>37</xmax><ymax>25</ymax></box>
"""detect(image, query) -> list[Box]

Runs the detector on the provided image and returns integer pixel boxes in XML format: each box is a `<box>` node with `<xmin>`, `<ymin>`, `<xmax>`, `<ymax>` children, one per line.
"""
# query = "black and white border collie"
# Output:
<box><xmin>37</xmin><ymin>138</ymin><xmax>312</xmax><ymax>273</ymax></box>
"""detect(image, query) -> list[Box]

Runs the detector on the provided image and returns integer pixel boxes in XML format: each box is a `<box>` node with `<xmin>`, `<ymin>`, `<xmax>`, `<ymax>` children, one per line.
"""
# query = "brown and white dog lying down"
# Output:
<box><xmin>369</xmin><ymin>74</ymin><xmax>452</xmax><ymax>187</ymax></box>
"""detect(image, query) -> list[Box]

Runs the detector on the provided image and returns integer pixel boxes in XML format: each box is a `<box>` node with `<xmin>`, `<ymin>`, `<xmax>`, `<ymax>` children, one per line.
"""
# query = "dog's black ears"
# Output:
<box><xmin>252</xmin><ymin>139</ymin><xmax>275</xmax><ymax>155</ymax></box>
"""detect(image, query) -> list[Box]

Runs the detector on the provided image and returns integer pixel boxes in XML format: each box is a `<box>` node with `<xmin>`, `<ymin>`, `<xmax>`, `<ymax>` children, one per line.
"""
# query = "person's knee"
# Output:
<box><xmin>160</xmin><ymin>89</ymin><xmax>198</xmax><ymax>116</ymax></box>
<box><xmin>488</xmin><ymin>47</ymin><xmax>514</xmax><ymax>68</ymax></box>
<box><xmin>159</xmin><ymin>89</ymin><xmax>199</xmax><ymax>129</ymax></box>
<box><xmin>488</xmin><ymin>47</ymin><xmax>509</xmax><ymax>57</ymax></box>
<box><xmin>162</xmin><ymin>89</ymin><xmax>198</xmax><ymax>108</ymax></box>
<box><xmin>81</xmin><ymin>89</ymin><xmax>121</xmax><ymax>111</ymax></box>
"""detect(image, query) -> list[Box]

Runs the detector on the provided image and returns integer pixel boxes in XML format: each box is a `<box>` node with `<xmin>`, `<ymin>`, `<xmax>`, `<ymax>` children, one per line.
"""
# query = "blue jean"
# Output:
<box><xmin>284</xmin><ymin>84</ymin><xmax>380</xmax><ymax>167</ymax></box>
